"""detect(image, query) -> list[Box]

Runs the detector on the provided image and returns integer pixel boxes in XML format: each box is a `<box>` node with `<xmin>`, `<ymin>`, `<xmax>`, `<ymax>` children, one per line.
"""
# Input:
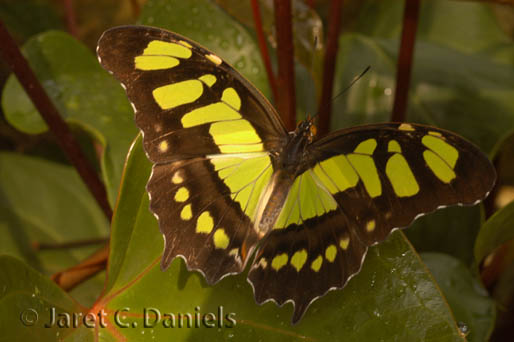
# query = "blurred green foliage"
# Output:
<box><xmin>0</xmin><ymin>0</ymin><xmax>513</xmax><ymax>341</ymax></box>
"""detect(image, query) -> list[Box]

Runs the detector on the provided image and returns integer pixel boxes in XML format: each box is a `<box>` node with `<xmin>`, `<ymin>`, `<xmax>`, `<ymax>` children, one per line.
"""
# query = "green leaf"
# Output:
<box><xmin>102</xmin><ymin>135</ymin><xmax>154</xmax><ymax>296</ymax></box>
<box><xmin>1</xmin><ymin>31</ymin><xmax>137</xmax><ymax>204</ymax></box>
<box><xmin>405</xmin><ymin>206</ymin><xmax>482</xmax><ymax>265</ymax></box>
<box><xmin>333</xmin><ymin>1</ymin><xmax>514</xmax><ymax>153</ymax></box>
<box><xmin>474</xmin><ymin>200</ymin><xmax>514</xmax><ymax>264</ymax></box>
<box><xmin>333</xmin><ymin>34</ymin><xmax>514</xmax><ymax>153</ymax></box>
<box><xmin>0</xmin><ymin>255</ymin><xmax>84</xmax><ymax>341</ymax></box>
<box><xmin>69</xmin><ymin>272</ymin><xmax>106</xmax><ymax>308</ymax></box>
<box><xmin>138</xmin><ymin>0</ymin><xmax>271</xmax><ymax>100</ymax></box>
<box><xmin>417</xmin><ymin>1</ymin><xmax>512</xmax><ymax>62</ymax></box>
<box><xmin>0</xmin><ymin>152</ymin><xmax>109</xmax><ymax>274</ymax></box>
<box><xmin>353</xmin><ymin>0</ymin><xmax>513</xmax><ymax>64</ymax></box>
<box><xmin>422</xmin><ymin>253</ymin><xmax>496</xmax><ymax>342</ymax></box>
<box><xmin>78</xmin><ymin>135</ymin><xmax>466</xmax><ymax>341</ymax></box>
<box><xmin>493</xmin><ymin>132</ymin><xmax>514</xmax><ymax>186</ymax></box>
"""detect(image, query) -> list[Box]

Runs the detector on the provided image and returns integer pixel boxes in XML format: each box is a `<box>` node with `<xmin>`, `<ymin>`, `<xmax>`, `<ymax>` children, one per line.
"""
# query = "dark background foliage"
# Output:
<box><xmin>0</xmin><ymin>0</ymin><xmax>513</xmax><ymax>341</ymax></box>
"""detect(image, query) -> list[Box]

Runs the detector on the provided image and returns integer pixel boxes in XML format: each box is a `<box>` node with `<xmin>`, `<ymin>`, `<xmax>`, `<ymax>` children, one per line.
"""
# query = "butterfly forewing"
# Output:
<box><xmin>308</xmin><ymin>122</ymin><xmax>496</xmax><ymax>240</ymax></box>
<box><xmin>97</xmin><ymin>26</ymin><xmax>287</xmax><ymax>163</ymax></box>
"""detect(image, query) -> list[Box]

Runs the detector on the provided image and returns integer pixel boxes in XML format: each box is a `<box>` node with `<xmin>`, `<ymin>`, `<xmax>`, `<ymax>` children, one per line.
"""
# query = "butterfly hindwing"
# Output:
<box><xmin>97</xmin><ymin>26</ymin><xmax>287</xmax><ymax>163</ymax></box>
<box><xmin>250</xmin><ymin>215</ymin><xmax>370</xmax><ymax>323</ymax></box>
<box><xmin>149</xmin><ymin>154</ymin><xmax>276</xmax><ymax>283</ymax></box>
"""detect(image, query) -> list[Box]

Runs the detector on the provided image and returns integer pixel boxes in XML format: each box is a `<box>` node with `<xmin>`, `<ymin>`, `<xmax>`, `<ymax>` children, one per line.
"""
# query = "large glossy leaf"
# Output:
<box><xmin>69</xmin><ymin>272</ymin><xmax>106</xmax><ymax>309</ymax></box>
<box><xmin>474</xmin><ymin>200</ymin><xmax>514</xmax><ymax>264</ymax></box>
<box><xmin>0</xmin><ymin>152</ymin><xmax>109</xmax><ymax>274</ymax></box>
<box><xmin>334</xmin><ymin>1</ymin><xmax>514</xmax><ymax>153</ymax></box>
<box><xmin>352</xmin><ymin>0</ymin><xmax>513</xmax><ymax>64</ymax></box>
<box><xmin>1</xmin><ymin>31</ymin><xmax>137</xmax><ymax>204</ymax></box>
<box><xmin>405</xmin><ymin>206</ymin><xmax>483</xmax><ymax>265</ymax></box>
<box><xmin>422</xmin><ymin>253</ymin><xmax>496</xmax><ymax>342</ymax></box>
<box><xmin>138</xmin><ymin>0</ymin><xmax>271</xmax><ymax>100</ymax></box>
<box><xmin>333</xmin><ymin>34</ymin><xmax>514</xmax><ymax>153</ymax></box>
<box><xmin>0</xmin><ymin>255</ymin><xmax>86</xmax><ymax>342</ymax></box>
<box><xmin>74</xmin><ymin>136</ymin><xmax>467</xmax><ymax>341</ymax></box>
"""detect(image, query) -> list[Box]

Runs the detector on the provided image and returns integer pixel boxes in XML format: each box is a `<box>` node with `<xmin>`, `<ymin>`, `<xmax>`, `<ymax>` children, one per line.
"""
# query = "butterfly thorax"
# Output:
<box><xmin>254</xmin><ymin>120</ymin><xmax>315</xmax><ymax>237</ymax></box>
<box><xmin>276</xmin><ymin>120</ymin><xmax>315</xmax><ymax>174</ymax></box>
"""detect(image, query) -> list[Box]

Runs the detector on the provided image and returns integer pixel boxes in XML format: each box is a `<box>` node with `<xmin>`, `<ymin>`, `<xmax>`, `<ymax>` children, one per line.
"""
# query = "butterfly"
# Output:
<box><xmin>97</xmin><ymin>25</ymin><xmax>496</xmax><ymax>323</ymax></box>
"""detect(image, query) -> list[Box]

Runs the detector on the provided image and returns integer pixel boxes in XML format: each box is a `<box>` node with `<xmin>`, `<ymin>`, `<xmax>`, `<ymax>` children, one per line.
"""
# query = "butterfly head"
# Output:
<box><xmin>296</xmin><ymin>115</ymin><xmax>317</xmax><ymax>143</ymax></box>
<box><xmin>279</xmin><ymin>117</ymin><xmax>317</xmax><ymax>173</ymax></box>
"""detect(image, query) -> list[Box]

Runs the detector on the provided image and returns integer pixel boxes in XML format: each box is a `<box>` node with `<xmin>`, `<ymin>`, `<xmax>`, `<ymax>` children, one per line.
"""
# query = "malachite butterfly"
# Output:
<box><xmin>97</xmin><ymin>25</ymin><xmax>496</xmax><ymax>323</ymax></box>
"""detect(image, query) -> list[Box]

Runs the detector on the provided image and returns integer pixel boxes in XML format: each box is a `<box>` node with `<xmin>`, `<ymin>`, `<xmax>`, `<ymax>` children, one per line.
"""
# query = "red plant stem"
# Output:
<box><xmin>0</xmin><ymin>20</ymin><xmax>113</xmax><ymax>220</ymax></box>
<box><xmin>273</xmin><ymin>0</ymin><xmax>297</xmax><ymax>131</ymax></box>
<box><xmin>130</xmin><ymin>0</ymin><xmax>141</xmax><ymax>18</ymax></box>
<box><xmin>391</xmin><ymin>0</ymin><xmax>420</xmax><ymax>122</ymax></box>
<box><xmin>51</xmin><ymin>244</ymin><xmax>109</xmax><ymax>291</ymax></box>
<box><xmin>34</xmin><ymin>237</ymin><xmax>108</xmax><ymax>251</ymax></box>
<box><xmin>63</xmin><ymin>0</ymin><xmax>79</xmax><ymax>38</ymax></box>
<box><xmin>251</xmin><ymin>0</ymin><xmax>278</xmax><ymax>103</ymax></box>
<box><xmin>317</xmin><ymin>0</ymin><xmax>343</xmax><ymax>136</ymax></box>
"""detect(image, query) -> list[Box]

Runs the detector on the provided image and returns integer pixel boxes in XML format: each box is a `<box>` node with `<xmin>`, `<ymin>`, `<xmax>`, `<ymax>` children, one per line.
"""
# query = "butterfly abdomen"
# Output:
<box><xmin>254</xmin><ymin>125</ymin><xmax>314</xmax><ymax>237</ymax></box>
<box><xmin>254</xmin><ymin>170</ymin><xmax>296</xmax><ymax>237</ymax></box>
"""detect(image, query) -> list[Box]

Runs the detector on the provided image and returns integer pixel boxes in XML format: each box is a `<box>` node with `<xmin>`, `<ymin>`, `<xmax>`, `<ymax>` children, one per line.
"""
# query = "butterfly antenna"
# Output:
<box><xmin>305</xmin><ymin>34</ymin><xmax>320</xmax><ymax>122</ymax></box>
<box><xmin>312</xmin><ymin>66</ymin><xmax>371</xmax><ymax>120</ymax></box>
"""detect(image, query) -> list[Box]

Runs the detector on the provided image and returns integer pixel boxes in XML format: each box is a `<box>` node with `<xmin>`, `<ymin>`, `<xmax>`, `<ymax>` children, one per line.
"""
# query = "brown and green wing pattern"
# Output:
<box><xmin>249</xmin><ymin>200</ymin><xmax>368</xmax><ymax>323</ymax></box>
<box><xmin>309</xmin><ymin>122</ymin><xmax>495</xmax><ymax>245</ymax></box>
<box><xmin>97</xmin><ymin>26</ymin><xmax>287</xmax><ymax>283</ymax></box>
<box><xmin>98</xmin><ymin>25</ymin><xmax>496</xmax><ymax>325</ymax></box>
<box><xmin>149</xmin><ymin>156</ymin><xmax>272</xmax><ymax>283</ymax></box>
<box><xmin>97</xmin><ymin>25</ymin><xmax>287</xmax><ymax>163</ymax></box>
<box><xmin>248</xmin><ymin>123</ymin><xmax>495</xmax><ymax>323</ymax></box>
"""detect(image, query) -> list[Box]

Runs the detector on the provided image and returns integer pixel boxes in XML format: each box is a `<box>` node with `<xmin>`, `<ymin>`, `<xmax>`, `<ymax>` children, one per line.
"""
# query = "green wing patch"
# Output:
<box><xmin>209</xmin><ymin>153</ymin><xmax>273</xmax><ymax>221</ymax></box>
<box><xmin>273</xmin><ymin>170</ymin><xmax>337</xmax><ymax>229</ymax></box>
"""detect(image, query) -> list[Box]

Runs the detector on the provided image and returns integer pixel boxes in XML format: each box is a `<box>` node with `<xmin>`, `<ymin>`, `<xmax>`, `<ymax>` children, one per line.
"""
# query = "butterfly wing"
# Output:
<box><xmin>308</xmin><ymin>122</ymin><xmax>495</xmax><ymax>242</ymax></box>
<box><xmin>149</xmin><ymin>154</ymin><xmax>273</xmax><ymax>283</ymax></box>
<box><xmin>97</xmin><ymin>25</ymin><xmax>287</xmax><ymax>162</ymax></box>
<box><xmin>248</xmin><ymin>122</ymin><xmax>495</xmax><ymax>323</ymax></box>
<box><xmin>97</xmin><ymin>26</ymin><xmax>288</xmax><ymax>283</ymax></box>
